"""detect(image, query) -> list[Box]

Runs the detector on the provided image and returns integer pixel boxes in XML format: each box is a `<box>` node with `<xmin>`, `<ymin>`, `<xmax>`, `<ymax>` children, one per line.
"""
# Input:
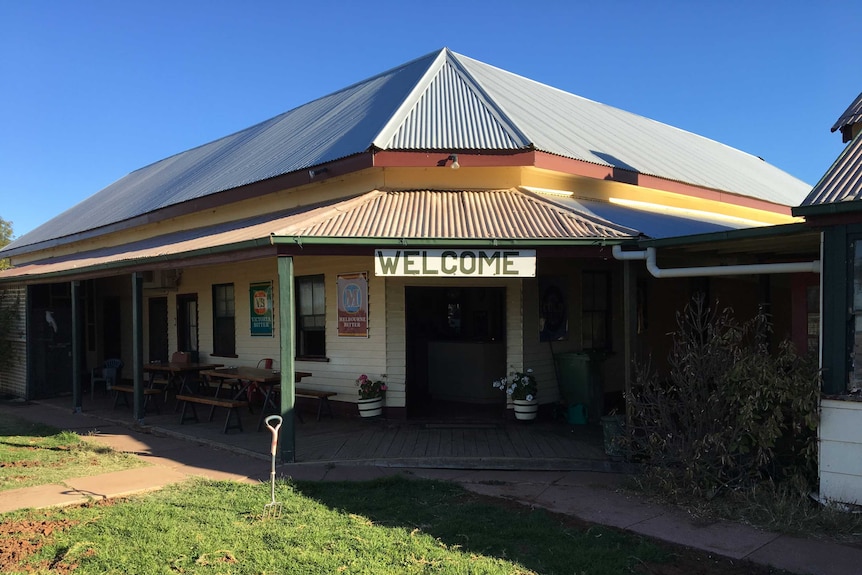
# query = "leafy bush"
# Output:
<box><xmin>625</xmin><ymin>295</ymin><xmax>820</xmax><ymax>498</ymax></box>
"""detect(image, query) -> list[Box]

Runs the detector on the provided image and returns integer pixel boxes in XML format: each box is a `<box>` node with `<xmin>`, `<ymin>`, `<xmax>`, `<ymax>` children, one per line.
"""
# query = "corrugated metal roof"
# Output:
<box><xmin>378</xmin><ymin>51</ymin><xmax>528</xmax><ymax>150</ymax></box>
<box><xmin>2</xmin><ymin>52</ymin><xmax>437</xmax><ymax>254</ymax></box>
<box><xmin>831</xmin><ymin>92</ymin><xmax>862</xmax><ymax>138</ymax></box>
<box><xmin>798</xmin><ymin>133</ymin><xmax>862</xmax><ymax>207</ymax></box>
<box><xmin>0</xmin><ymin>188</ymin><xmax>645</xmax><ymax>281</ymax></box>
<box><xmin>451</xmin><ymin>53</ymin><xmax>808</xmax><ymax>206</ymax></box>
<box><xmin>4</xmin><ymin>47</ymin><xmax>810</xmax><ymax>256</ymax></box>
<box><xmin>291</xmin><ymin>189</ymin><xmax>637</xmax><ymax>239</ymax></box>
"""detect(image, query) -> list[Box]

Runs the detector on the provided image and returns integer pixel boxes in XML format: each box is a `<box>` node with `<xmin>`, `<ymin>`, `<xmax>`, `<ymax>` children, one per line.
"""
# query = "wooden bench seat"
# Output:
<box><xmin>176</xmin><ymin>394</ymin><xmax>249</xmax><ymax>433</ymax></box>
<box><xmin>257</xmin><ymin>387</ymin><xmax>335</xmax><ymax>430</ymax></box>
<box><xmin>111</xmin><ymin>384</ymin><xmax>162</xmax><ymax>413</ymax></box>
<box><xmin>295</xmin><ymin>388</ymin><xmax>336</xmax><ymax>422</ymax></box>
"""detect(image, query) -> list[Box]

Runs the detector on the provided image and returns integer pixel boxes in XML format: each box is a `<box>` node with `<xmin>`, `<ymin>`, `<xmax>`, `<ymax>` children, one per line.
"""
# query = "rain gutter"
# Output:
<box><xmin>269</xmin><ymin>236</ymin><xmax>623</xmax><ymax>247</ymax></box>
<box><xmin>611</xmin><ymin>245</ymin><xmax>821</xmax><ymax>278</ymax></box>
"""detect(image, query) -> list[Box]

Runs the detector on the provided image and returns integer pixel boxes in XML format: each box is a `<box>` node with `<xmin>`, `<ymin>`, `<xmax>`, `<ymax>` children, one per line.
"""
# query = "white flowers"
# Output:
<box><xmin>492</xmin><ymin>367</ymin><xmax>537</xmax><ymax>401</ymax></box>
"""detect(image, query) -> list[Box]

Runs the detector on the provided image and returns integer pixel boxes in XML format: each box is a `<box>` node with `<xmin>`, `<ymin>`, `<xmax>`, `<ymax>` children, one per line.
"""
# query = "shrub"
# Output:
<box><xmin>625</xmin><ymin>295</ymin><xmax>820</xmax><ymax>498</ymax></box>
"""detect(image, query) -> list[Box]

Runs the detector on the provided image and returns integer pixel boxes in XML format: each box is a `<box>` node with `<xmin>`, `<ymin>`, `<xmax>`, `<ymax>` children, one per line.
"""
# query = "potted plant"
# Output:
<box><xmin>492</xmin><ymin>368</ymin><xmax>538</xmax><ymax>421</ymax></box>
<box><xmin>356</xmin><ymin>374</ymin><xmax>387</xmax><ymax>417</ymax></box>
<box><xmin>600</xmin><ymin>409</ymin><xmax>625</xmax><ymax>459</ymax></box>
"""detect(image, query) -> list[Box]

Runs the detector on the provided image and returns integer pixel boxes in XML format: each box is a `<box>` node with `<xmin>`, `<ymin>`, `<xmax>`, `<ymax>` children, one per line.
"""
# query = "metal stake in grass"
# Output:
<box><xmin>263</xmin><ymin>415</ymin><xmax>283</xmax><ymax>519</ymax></box>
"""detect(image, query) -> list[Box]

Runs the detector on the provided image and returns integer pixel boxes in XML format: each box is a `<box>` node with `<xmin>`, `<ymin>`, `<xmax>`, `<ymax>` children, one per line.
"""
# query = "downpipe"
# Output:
<box><xmin>611</xmin><ymin>245</ymin><xmax>821</xmax><ymax>278</ymax></box>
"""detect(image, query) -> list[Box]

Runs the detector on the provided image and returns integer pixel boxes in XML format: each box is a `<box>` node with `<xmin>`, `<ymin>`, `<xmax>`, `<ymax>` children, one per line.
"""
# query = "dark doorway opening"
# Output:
<box><xmin>28</xmin><ymin>283</ymin><xmax>73</xmax><ymax>398</ymax></box>
<box><xmin>405</xmin><ymin>286</ymin><xmax>506</xmax><ymax>420</ymax></box>
<box><xmin>148</xmin><ymin>297</ymin><xmax>169</xmax><ymax>363</ymax></box>
<box><xmin>101</xmin><ymin>297</ymin><xmax>122</xmax><ymax>360</ymax></box>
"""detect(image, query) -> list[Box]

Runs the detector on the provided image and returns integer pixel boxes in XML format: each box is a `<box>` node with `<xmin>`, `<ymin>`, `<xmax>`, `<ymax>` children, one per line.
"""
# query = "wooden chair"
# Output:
<box><xmin>241</xmin><ymin>358</ymin><xmax>275</xmax><ymax>404</ymax></box>
<box><xmin>257</xmin><ymin>358</ymin><xmax>274</xmax><ymax>369</ymax></box>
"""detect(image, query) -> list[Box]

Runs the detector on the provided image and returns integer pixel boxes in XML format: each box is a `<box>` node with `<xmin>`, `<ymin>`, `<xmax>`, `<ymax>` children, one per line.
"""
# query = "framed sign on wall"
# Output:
<box><xmin>249</xmin><ymin>281</ymin><xmax>274</xmax><ymax>337</ymax></box>
<box><xmin>337</xmin><ymin>272</ymin><xmax>369</xmax><ymax>337</ymax></box>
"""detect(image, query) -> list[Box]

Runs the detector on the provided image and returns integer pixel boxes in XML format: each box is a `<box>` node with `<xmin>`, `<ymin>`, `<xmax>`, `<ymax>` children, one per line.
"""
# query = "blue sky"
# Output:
<box><xmin>1</xmin><ymin>1</ymin><xmax>858</xmax><ymax>238</ymax></box>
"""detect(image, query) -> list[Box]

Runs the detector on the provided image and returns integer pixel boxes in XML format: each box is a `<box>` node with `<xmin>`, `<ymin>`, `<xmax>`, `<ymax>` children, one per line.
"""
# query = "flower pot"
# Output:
<box><xmin>512</xmin><ymin>399</ymin><xmax>538</xmax><ymax>421</ymax></box>
<box><xmin>357</xmin><ymin>397</ymin><xmax>384</xmax><ymax>418</ymax></box>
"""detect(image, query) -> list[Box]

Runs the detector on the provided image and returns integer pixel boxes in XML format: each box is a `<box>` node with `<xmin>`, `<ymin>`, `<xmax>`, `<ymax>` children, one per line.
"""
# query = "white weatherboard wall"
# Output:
<box><xmin>820</xmin><ymin>399</ymin><xmax>862</xmax><ymax>505</ymax></box>
<box><xmin>0</xmin><ymin>285</ymin><xmax>27</xmax><ymax>398</ymax></box>
<box><xmin>151</xmin><ymin>255</ymin><xmax>532</xmax><ymax>410</ymax></box>
<box><xmin>163</xmin><ymin>259</ymin><xmax>281</xmax><ymax>366</ymax></box>
<box><xmin>295</xmin><ymin>255</ymin><xmax>387</xmax><ymax>407</ymax></box>
<box><xmin>169</xmin><ymin>256</ymin><xmax>387</xmax><ymax>406</ymax></box>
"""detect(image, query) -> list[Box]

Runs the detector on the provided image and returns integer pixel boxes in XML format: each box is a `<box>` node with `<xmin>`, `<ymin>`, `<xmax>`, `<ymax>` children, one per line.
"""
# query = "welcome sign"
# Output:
<box><xmin>375</xmin><ymin>249</ymin><xmax>536</xmax><ymax>277</ymax></box>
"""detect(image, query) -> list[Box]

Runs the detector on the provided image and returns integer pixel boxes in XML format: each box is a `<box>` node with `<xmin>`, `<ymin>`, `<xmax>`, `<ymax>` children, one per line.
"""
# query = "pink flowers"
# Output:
<box><xmin>356</xmin><ymin>374</ymin><xmax>387</xmax><ymax>399</ymax></box>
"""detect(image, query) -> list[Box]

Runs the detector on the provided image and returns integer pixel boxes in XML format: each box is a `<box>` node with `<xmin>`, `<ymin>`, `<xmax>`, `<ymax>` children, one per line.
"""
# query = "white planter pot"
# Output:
<box><xmin>358</xmin><ymin>397</ymin><xmax>384</xmax><ymax>418</ymax></box>
<box><xmin>513</xmin><ymin>399</ymin><xmax>538</xmax><ymax>421</ymax></box>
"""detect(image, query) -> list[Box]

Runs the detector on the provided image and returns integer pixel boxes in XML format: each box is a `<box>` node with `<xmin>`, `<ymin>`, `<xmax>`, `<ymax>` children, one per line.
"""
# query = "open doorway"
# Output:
<box><xmin>405</xmin><ymin>286</ymin><xmax>506</xmax><ymax>420</ymax></box>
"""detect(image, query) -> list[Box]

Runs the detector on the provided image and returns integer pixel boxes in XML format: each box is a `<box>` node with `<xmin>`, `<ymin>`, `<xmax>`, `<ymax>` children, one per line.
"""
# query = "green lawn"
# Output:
<box><xmin>2</xmin><ymin>477</ymin><xmax>664</xmax><ymax>574</ymax></box>
<box><xmin>0</xmin><ymin>414</ymin><xmax>149</xmax><ymax>491</ymax></box>
<box><xmin>0</xmin><ymin>476</ymin><xmax>786</xmax><ymax>575</ymax></box>
<box><xmin>0</xmin><ymin>416</ymin><xmax>790</xmax><ymax>574</ymax></box>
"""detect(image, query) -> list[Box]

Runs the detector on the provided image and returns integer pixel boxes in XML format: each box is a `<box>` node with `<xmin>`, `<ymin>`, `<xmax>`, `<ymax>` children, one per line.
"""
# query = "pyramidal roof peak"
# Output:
<box><xmin>372</xmin><ymin>47</ymin><xmax>530</xmax><ymax>151</ymax></box>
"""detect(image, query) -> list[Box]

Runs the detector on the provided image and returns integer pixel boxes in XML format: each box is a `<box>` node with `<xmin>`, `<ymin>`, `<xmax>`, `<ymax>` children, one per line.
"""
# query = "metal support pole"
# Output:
<box><xmin>71</xmin><ymin>281</ymin><xmax>82</xmax><ymax>413</ymax></box>
<box><xmin>623</xmin><ymin>261</ymin><xmax>634</xmax><ymax>424</ymax></box>
<box><xmin>132</xmin><ymin>272</ymin><xmax>145</xmax><ymax>423</ymax></box>
<box><xmin>277</xmin><ymin>256</ymin><xmax>296</xmax><ymax>463</ymax></box>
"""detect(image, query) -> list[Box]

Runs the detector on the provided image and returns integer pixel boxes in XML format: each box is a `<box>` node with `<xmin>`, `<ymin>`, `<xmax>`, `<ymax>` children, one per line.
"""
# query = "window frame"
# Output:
<box><xmin>295</xmin><ymin>274</ymin><xmax>327</xmax><ymax>359</ymax></box>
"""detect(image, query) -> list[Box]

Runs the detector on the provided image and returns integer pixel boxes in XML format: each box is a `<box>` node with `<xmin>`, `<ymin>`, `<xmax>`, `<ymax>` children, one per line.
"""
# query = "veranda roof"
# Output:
<box><xmin>0</xmin><ymin>188</ymin><xmax>738</xmax><ymax>282</ymax></box>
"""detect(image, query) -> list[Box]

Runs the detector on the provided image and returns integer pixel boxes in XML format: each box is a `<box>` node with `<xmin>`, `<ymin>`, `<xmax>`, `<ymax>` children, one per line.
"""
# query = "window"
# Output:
<box><xmin>582</xmin><ymin>271</ymin><xmax>611</xmax><ymax>350</ymax></box>
<box><xmin>212</xmin><ymin>283</ymin><xmax>235</xmax><ymax>357</ymax></box>
<box><xmin>296</xmin><ymin>275</ymin><xmax>326</xmax><ymax>357</ymax></box>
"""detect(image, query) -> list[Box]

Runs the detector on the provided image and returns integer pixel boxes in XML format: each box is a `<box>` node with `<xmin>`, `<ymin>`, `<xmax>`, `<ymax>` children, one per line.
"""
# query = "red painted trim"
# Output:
<box><xmin>372</xmin><ymin>149</ymin><xmax>532</xmax><ymax>167</ymax></box>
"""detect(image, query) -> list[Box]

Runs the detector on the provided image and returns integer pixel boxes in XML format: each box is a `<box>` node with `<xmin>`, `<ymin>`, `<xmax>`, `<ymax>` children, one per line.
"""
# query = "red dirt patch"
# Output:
<box><xmin>0</xmin><ymin>518</ymin><xmax>80</xmax><ymax>574</ymax></box>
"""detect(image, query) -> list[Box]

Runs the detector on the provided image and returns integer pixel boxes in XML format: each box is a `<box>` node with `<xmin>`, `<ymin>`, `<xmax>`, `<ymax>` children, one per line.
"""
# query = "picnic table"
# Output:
<box><xmin>143</xmin><ymin>361</ymin><xmax>225</xmax><ymax>395</ymax></box>
<box><xmin>189</xmin><ymin>367</ymin><xmax>315</xmax><ymax>432</ymax></box>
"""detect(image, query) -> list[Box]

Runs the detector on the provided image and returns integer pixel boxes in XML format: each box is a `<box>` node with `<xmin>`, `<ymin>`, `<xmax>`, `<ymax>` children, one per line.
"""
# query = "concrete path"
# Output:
<box><xmin>2</xmin><ymin>401</ymin><xmax>861</xmax><ymax>575</ymax></box>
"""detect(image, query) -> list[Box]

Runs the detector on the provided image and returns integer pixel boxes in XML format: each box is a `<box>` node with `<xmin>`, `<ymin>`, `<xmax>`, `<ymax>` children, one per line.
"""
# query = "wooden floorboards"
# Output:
<box><xmin>44</xmin><ymin>395</ymin><xmax>610</xmax><ymax>468</ymax></box>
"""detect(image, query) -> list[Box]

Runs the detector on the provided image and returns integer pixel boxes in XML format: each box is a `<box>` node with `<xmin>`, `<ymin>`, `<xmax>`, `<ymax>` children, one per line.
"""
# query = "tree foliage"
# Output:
<box><xmin>625</xmin><ymin>295</ymin><xmax>820</xmax><ymax>498</ymax></box>
<box><xmin>0</xmin><ymin>216</ymin><xmax>11</xmax><ymax>270</ymax></box>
